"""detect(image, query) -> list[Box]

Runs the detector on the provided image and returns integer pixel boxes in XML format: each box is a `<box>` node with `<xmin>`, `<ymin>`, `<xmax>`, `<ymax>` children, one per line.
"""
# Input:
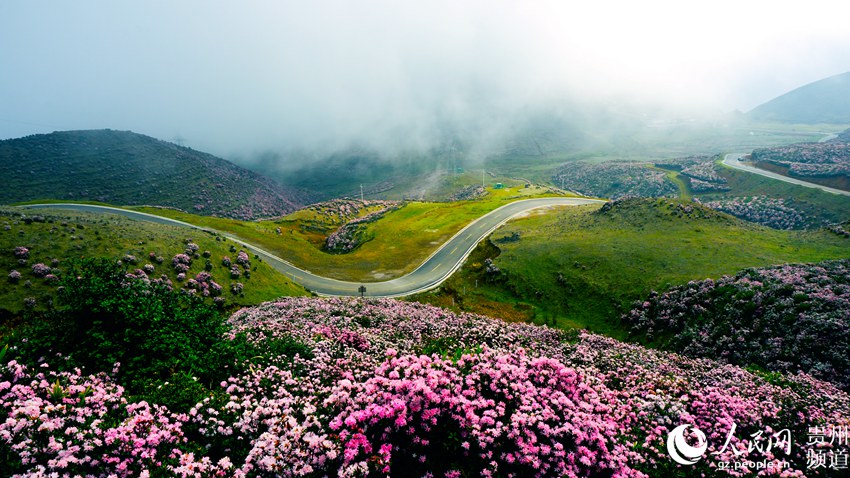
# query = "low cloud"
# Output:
<box><xmin>1</xmin><ymin>0</ymin><xmax>849</xmax><ymax>162</ymax></box>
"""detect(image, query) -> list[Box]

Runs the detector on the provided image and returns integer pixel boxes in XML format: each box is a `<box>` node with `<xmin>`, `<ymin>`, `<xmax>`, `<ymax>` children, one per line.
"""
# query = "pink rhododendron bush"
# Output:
<box><xmin>627</xmin><ymin>260</ymin><xmax>850</xmax><ymax>391</ymax></box>
<box><xmin>552</xmin><ymin>161</ymin><xmax>678</xmax><ymax>199</ymax></box>
<box><xmin>3</xmin><ymin>298</ymin><xmax>849</xmax><ymax>477</ymax></box>
<box><xmin>751</xmin><ymin>142</ymin><xmax>850</xmax><ymax>178</ymax></box>
<box><xmin>695</xmin><ymin>196</ymin><xmax>809</xmax><ymax>230</ymax></box>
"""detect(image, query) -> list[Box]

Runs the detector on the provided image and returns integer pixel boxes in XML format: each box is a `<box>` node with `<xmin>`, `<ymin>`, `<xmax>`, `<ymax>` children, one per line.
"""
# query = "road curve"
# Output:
<box><xmin>722</xmin><ymin>153</ymin><xmax>850</xmax><ymax>197</ymax></box>
<box><xmin>23</xmin><ymin>198</ymin><xmax>604</xmax><ymax>297</ymax></box>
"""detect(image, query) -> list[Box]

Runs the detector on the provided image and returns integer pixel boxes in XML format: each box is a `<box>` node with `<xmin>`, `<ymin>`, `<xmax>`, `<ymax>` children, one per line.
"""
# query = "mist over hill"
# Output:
<box><xmin>747</xmin><ymin>71</ymin><xmax>850</xmax><ymax>123</ymax></box>
<box><xmin>0</xmin><ymin>130</ymin><xmax>315</xmax><ymax>220</ymax></box>
<box><xmin>244</xmin><ymin>104</ymin><xmax>654</xmax><ymax>200</ymax></box>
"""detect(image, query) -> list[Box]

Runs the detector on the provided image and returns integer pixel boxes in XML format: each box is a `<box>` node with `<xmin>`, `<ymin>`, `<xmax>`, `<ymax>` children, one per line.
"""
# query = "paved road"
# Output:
<box><xmin>721</xmin><ymin>153</ymin><xmax>850</xmax><ymax>197</ymax></box>
<box><xmin>23</xmin><ymin>198</ymin><xmax>604</xmax><ymax>297</ymax></box>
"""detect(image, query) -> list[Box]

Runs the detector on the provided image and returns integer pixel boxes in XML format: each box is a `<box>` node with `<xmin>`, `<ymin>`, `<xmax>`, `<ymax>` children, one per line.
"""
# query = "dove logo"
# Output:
<box><xmin>667</xmin><ymin>424</ymin><xmax>708</xmax><ymax>465</ymax></box>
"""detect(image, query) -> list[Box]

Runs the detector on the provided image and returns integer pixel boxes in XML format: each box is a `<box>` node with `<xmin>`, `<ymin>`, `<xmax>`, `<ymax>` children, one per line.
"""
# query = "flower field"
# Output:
<box><xmin>552</xmin><ymin>161</ymin><xmax>678</xmax><ymax>199</ymax></box>
<box><xmin>3</xmin><ymin>297</ymin><xmax>849</xmax><ymax>477</ymax></box>
<box><xmin>696</xmin><ymin>196</ymin><xmax>809</xmax><ymax>230</ymax></box>
<box><xmin>627</xmin><ymin>259</ymin><xmax>850</xmax><ymax>391</ymax></box>
<box><xmin>751</xmin><ymin>142</ymin><xmax>850</xmax><ymax>178</ymax></box>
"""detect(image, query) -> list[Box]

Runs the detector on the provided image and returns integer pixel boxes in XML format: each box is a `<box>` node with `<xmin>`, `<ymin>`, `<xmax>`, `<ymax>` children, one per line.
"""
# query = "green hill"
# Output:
<box><xmin>747</xmin><ymin>71</ymin><xmax>850</xmax><ymax>123</ymax></box>
<box><xmin>0</xmin><ymin>206</ymin><xmax>307</xmax><ymax>319</ymax></box>
<box><xmin>0</xmin><ymin>130</ymin><xmax>314</xmax><ymax>220</ymax></box>
<box><xmin>414</xmin><ymin>197</ymin><xmax>850</xmax><ymax>336</ymax></box>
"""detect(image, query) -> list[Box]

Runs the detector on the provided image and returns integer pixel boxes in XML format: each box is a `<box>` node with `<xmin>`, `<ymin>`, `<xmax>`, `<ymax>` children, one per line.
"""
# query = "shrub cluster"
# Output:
<box><xmin>696</xmin><ymin>195</ymin><xmax>808</xmax><ymax>230</ymax></box>
<box><xmin>626</xmin><ymin>259</ymin><xmax>850</xmax><ymax>390</ymax></box>
<box><xmin>325</xmin><ymin>203</ymin><xmax>402</xmax><ymax>253</ymax></box>
<box><xmin>752</xmin><ymin>141</ymin><xmax>850</xmax><ymax>177</ymax></box>
<box><xmin>3</xmin><ymin>295</ymin><xmax>848</xmax><ymax>476</ymax></box>
<box><xmin>552</xmin><ymin>161</ymin><xmax>678</xmax><ymax>198</ymax></box>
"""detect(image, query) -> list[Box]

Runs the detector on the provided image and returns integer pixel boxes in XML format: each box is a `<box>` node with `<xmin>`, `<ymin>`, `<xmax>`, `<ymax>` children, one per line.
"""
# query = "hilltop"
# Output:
<box><xmin>747</xmin><ymin>71</ymin><xmax>850</xmax><ymax>123</ymax></box>
<box><xmin>0</xmin><ymin>130</ymin><xmax>314</xmax><ymax>220</ymax></box>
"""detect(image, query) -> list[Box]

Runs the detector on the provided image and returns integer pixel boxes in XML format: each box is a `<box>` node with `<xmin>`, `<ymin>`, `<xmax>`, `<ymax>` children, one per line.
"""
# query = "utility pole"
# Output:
<box><xmin>360</xmin><ymin>184</ymin><xmax>364</xmax><ymax>201</ymax></box>
<box><xmin>482</xmin><ymin>169</ymin><xmax>486</xmax><ymax>188</ymax></box>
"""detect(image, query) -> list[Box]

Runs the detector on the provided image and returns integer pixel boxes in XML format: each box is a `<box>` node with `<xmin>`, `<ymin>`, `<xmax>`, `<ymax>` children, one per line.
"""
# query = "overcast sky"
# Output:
<box><xmin>2</xmin><ymin>0</ymin><xmax>849</xmax><ymax>157</ymax></box>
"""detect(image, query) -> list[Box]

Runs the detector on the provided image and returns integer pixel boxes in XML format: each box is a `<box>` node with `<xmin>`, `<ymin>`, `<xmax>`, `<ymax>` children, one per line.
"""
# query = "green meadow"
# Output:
<box><xmin>413</xmin><ymin>198</ymin><xmax>850</xmax><ymax>339</ymax></box>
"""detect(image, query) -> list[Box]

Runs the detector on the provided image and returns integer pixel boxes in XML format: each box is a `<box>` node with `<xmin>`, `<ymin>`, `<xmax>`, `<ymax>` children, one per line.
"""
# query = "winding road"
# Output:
<box><xmin>722</xmin><ymin>153</ymin><xmax>850</xmax><ymax>197</ymax></box>
<box><xmin>23</xmin><ymin>198</ymin><xmax>604</xmax><ymax>297</ymax></box>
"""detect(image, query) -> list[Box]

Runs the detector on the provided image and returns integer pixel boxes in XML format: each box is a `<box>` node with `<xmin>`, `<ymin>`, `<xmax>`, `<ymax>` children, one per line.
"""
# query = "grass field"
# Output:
<box><xmin>0</xmin><ymin>207</ymin><xmax>307</xmax><ymax>317</ymax></box>
<box><xmin>413</xmin><ymin>198</ymin><xmax>850</xmax><ymax>339</ymax></box>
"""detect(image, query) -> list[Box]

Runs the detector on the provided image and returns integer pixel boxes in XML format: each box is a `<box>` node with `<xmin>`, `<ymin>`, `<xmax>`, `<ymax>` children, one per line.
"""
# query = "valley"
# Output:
<box><xmin>2</xmin><ymin>37</ymin><xmax>850</xmax><ymax>474</ymax></box>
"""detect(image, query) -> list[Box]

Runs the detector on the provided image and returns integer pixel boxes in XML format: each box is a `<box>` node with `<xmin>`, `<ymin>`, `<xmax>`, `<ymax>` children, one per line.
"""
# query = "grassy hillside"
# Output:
<box><xmin>0</xmin><ymin>206</ymin><xmax>307</xmax><ymax>318</ymax></box>
<box><xmin>748</xmin><ymin>70</ymin><xmax>850</xmax><ymax>123</ymax></box>
<box><xmin>0</xmin><ymin>130</ymin><xmax>313</xmax><ymax>220</ymax></box>
<box><xmin>414</xmin><ymin>198</ymin><xmax>850</xmax><ymax>338</ymax></box>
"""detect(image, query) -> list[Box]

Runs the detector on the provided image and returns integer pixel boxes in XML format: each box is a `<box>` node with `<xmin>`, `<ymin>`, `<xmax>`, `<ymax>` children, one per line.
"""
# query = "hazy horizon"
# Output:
<box><xmin>2</xmin><ymin>1</ymin><xmax>849</xmax><ymax>160</ymax></box>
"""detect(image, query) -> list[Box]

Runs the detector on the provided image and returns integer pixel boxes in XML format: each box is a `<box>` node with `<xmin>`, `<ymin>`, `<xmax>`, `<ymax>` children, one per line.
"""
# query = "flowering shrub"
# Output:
<box><xmin>655</xmin><ymin>155</ymin><xmax>730</xmax><ymax>192</ymax></box>
<box><xmin>627</xmin><ymin>259</ymin><xmax>850</xmax><ymax>390</ymax></box>
<box><xmin>13</xmin><ymin>246</ymin><xmax>29</xmax><ymax>259</ymax></box>
<box><xmin>3</xmin><ymin>296</ymin><xmax>849</xmax><ymax>476</ymax></box>
<box><xmin>680</xmin><ymin>160</ymin><xmax>727</xmax><ymax>184</ymax></box>
<box><xmin>172</xmin><ymin>253</ymin><xmax>191</xmax><ymax>266</ymax></box>
<box><xmin>696</xmin><ymin>196</ymin><xmax>808</xmax><ymax>230</ymax></box>
<box><xmin>553</xmin><ymin>161</ymin><xmax>678</xmax><ymax>198</ymax></box>
<box><xmin>828</xmin><ymin>223</ymin><xmax>850</xmax><ymax>238</ymax></box>
<box><xmin>687</xmin><ymin>176</ymin><xmax>731</xmax><ymax>192</ymax></box>
<box><xmin>230</xmin><ymin>282</ymin><xmax>244</xmax><ymax>295</ymax></box>
<box><xmin>197</xmin><ymin>298</ymin><xmax>850</xmax><ymax>476</ymax></box>
<box><xmin>325</xmin><ymin>203</ymin><xmax>402</xmax><ymax>253</ymax></box>
<box><xmin>184</xmin><ymin>242</ymin><xmax>200</xmax><ymax>255</ymax></box>
<box><xmin>752</xmin><ymin>141</ymin><xmax>850</xmax><ymax>177</ymax></box>
<box><xmin>0</xmin><ymin>363</ymin><xmax>186</xmax><ymax>476</ymax></box>
<box><xmin>31</xmin><ymin>262</ymin><xmax>51</xmax><ymax>278</ymax></box>
<box><xmin>235</xmin><ymin>250</ymin><xmax>251</xmax><ymax>269</ymax></box>
<box><xmin>7</xmin><ymin>269</ymin><xmax>21</xmax><ymax>283</ymax></box>
<box><xmin>189</xmin><ymin>271</ymin><xmax>222</xmax><ymax>297</ymax></box>
<box><xmin>449</xmin><ymin>185</ymin><xmax>486</xmax><ymax>201</ymax></box>
<box><xmin>306</xmin><ymin>199</ymin><xmax>402</xmax><ymax>225</ymax></box>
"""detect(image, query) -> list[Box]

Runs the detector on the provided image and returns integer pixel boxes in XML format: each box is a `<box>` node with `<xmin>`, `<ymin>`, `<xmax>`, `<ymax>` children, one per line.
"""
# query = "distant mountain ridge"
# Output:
<box><xmin>747</xmin><ymin>71</ymin><xmax>850</xmax><ymax>124</ymax></box>
<box><xmin>0</xmin><ymin>129</ymin><xmax>314</xmax><ymax>220</ymax></box>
